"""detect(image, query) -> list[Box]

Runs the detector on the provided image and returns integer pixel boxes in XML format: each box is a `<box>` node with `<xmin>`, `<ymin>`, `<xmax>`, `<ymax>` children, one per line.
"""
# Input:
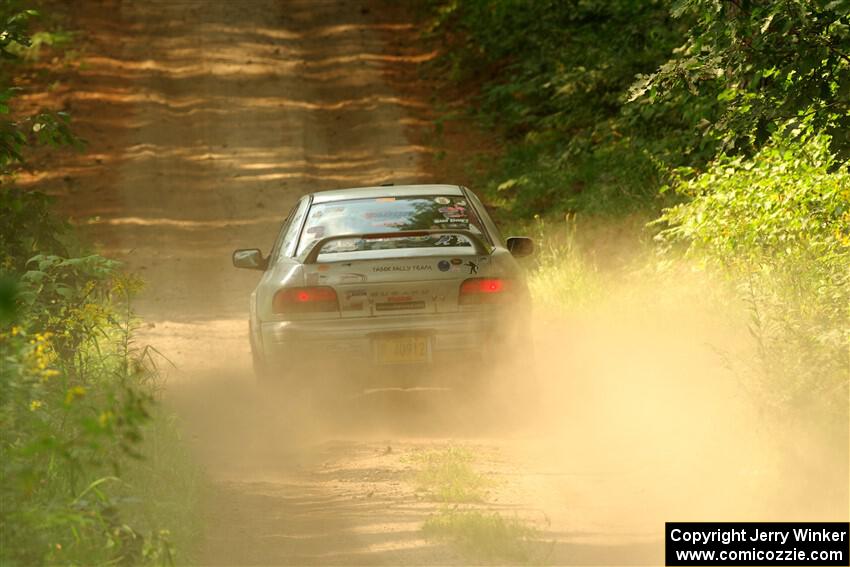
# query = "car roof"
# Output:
<box><xmin>311</xmin><ymin>184</ymin><xmax>464</xmax><ymax>204</ymax></box>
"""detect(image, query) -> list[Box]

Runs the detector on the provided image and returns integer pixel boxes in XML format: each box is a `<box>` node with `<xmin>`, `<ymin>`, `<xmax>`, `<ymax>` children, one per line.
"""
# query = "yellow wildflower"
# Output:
<box><xmin>64</xmin><ymin>386</ymin><xmax>86</xmax><ymax>405</ymax></box>
<box><xmin>98</xmin><ymin>411</ymin><xmax>114</xmax><ymax>428</ymax></box>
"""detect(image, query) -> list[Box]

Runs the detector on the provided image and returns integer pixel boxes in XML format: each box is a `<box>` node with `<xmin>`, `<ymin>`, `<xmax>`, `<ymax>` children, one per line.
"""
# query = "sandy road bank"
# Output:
<box><xmin>21</xmin><ymin>0</ymin><xmax>847</xmax><ymax>564</ymax></box>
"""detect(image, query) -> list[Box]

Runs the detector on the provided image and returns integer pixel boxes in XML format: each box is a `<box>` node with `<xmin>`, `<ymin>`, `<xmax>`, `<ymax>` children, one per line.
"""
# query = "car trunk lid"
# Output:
<box><xmin>302</xmin><ymin>250</ymin><xmax>492</xmax><ymax>318</ymax></box>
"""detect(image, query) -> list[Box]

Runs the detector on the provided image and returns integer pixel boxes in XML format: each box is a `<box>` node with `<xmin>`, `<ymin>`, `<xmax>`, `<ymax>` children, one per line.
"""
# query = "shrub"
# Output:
<box><xmin>657</xmin><ymin>127</ymin><xmax>850</xmax><ymax>425</ymax></box>
<box><xmin>0</xmin><ymin>239</ymin><xmax>179</xmax><ymax>564</ymax></box>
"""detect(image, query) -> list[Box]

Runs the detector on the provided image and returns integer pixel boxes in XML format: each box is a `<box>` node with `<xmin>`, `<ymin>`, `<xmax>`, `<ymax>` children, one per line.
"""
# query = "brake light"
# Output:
<box><xmin>459</xmin><ymin>278</ymin><xmax>513</xmax><ymax>304</ymax></box>
<box><xmin>273</xmin><ymin>286</ymin><xmax>339</xmax><ymax>314</ymax></box>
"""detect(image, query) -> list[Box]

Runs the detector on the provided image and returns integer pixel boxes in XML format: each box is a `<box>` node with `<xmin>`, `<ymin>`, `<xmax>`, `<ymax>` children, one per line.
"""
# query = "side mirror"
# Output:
<box><xmin>232</xmin><ymin>249</ymin><xmax>267</xmax><ymax>270</ymax></box>
<box><xmin>506</xmin><ymin>236</ymin><xmax>534</xmax><ymax>258</ymax></box>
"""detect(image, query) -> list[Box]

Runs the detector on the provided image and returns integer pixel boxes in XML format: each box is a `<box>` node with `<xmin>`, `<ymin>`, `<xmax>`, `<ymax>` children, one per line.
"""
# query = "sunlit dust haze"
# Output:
<box><xmin>20</xmin><ymin>0</ymin><xmax>846</xmax><ymax>565</ymax></box>
<box><xmin>157</xmin><ymin>233</ymin><xmax>848</xmax><ymax>565</ymax></box>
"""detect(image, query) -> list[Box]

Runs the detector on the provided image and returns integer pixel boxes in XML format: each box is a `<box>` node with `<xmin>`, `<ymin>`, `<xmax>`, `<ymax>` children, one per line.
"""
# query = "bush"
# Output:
<box><xmin>657</xmin><ymin>127</ymin><xmax>850</xmax><ymax>425</ymax></box>
<box><xmin>0</xmin><ymin>219</ymin><xmax>184</xmax><ymax>565</ymax></box>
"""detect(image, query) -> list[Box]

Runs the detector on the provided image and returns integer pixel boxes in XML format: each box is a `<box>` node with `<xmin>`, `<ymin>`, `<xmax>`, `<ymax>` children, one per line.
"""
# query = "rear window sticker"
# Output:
<box><xmin>455</xmin><ymin>199</ymin><xmax>467</xmax><ymax>206</ymax></box>
<box><xmin>375</xmin><ymin>197</ymin><xmax>396</xmax><ymax>202</ymax></box>
<box><xmin>434</xmin><ymin>196</ymin><xmax>451</xmax><ymax>204</ymax></box>
<box><xmin>439</xmin><ymin>206</ymin><xmax>467</xmax><ymax>218</ymax></box>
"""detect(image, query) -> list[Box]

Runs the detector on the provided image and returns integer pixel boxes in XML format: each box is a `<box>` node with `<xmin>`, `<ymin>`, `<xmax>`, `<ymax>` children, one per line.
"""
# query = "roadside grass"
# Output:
<box><xmin>523</xmin><ymin>216</ymin><xmax>604</xmax><ymax>313</ymax></box>
<box><xmin>423</xmin><ymin>508</ymin><xmax>546</xmax><ymax>565</ymax></box>
<box><xmin>119</xmin><ymin>403</ymin><xmax>205</xmax><ymax>565</ymax></box>
<box><xmin>409</xmin><ymin>447</ymin><xmax>548</xmax><ymax>564</ymax></box>
<box><xmin>407</xmin><ymin>446</ymin><xmax>490</xmax><ymax>503</ymax></box>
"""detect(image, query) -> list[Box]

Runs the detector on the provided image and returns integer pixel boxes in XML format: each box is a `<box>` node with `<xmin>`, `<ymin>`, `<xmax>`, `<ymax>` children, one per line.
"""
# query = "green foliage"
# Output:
<box><xmin>633</xmin><ymin>0</ymin><xmax>850</xmax><ymax>159</ymax></box>
<box><xmin>1</xmin><ymin>189</ymin><xmax>68</xmax><ymax>273</ymax></box>
<box><xmin>0</xmin><ymin>4</ymin><xmax>77</xmax><ymax>174</ymax></box>
<box><xmin>427</xmin><ymin>0</ymin><xmax>690</xmax><ymax>215</ymax></box>
<box><xmin>1</xmin><ymin>266</ymin><xmax>156</xmax><ymax>566</ymax></box>
<box><xmin>0</xmin><ymin>183</ymin><xmax>196</xmax><ymax>564</ymax></box>
<box><xmin>525</xmin><ymin>216</ymin><xmax>604</xmax><ymax>312</ymax></box>
<box><xmin>423</xmin><ymin>508</ymin><xmax>542</xmax><ymax>564</ymax></box>
<box><xmin>407</xmin><ymin>446</ymin><xmax>489</xmax><ymax>503</ymax></box>
<box><xmin>428</xmin><ymin>0</ymin><xmax>850</xmax><ymax>215</ymax></box>
<box><xmin>658</xmin><ymin>128</ymin><xmax>850</xmax><ymax>422</ymax></box>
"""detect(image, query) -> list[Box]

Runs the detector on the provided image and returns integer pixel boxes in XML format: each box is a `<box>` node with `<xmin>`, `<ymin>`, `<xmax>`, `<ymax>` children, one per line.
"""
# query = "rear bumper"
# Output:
<box><xmin>258</xmin><ymin>310</ymin><xmax>521</xmax><ymax>369</ymax></box>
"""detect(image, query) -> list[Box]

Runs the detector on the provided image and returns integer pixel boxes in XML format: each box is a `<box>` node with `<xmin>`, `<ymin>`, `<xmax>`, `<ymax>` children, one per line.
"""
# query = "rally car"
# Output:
<box><xmin>233</xmin><ymin>184</ymin><xmax>534</xmax><ymax>391</ymax></box>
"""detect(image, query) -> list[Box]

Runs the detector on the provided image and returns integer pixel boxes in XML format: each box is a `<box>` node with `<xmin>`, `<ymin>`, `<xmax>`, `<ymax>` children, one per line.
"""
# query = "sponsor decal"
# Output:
<box><xmin>438</xmin><ymin>260</ymin><xmax>451</xmax><ymax>272</ymax></box>
<box><xmin>339</xmin><ymin>273</ymin><xmax>366</xmax><ymax>283</ymax></box>
<box><xmin>438</xmin><ymin>205</ymin><xmax>467</xmax><ymax>218</ymax></box>
<box><xmin>466</xmin><ymin>261</ymin><xmax>479</xmax><ymax>274</ymax></box>
<box><xmin>373</xmin><ymin>264</ymin><xmax>433</xmax><ymax>272</ymax></box>
<box><xmin>450</xmin><ymin>258</ymin><xmax>463</xmax><ymax>265</ymax></box>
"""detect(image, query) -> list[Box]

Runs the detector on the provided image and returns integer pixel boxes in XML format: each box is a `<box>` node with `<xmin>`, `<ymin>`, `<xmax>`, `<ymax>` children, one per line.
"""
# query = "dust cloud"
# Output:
<box><xmin>163</xmin><ymin>250</ymin><xmax>847</xmax><ymax>565</ymax></box>
<box><xmin>33</xmin><ymin>0</ymin><xmax>845</xmax><ymax>563</ymax></box>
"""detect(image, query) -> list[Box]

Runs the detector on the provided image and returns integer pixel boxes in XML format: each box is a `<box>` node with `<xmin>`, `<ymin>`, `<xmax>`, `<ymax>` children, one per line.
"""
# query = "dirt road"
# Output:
<box><xmin>26</xmin><ymin>0</ymin><xmax>846</xmax><ymax>565</ymax></box>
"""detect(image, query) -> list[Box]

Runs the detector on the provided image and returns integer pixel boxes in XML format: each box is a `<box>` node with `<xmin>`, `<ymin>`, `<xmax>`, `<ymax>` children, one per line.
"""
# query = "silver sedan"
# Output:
<box><xmin>233</xmin><ymin>184</ymin><xmax>534</xmax><ymax>392</ymax></box>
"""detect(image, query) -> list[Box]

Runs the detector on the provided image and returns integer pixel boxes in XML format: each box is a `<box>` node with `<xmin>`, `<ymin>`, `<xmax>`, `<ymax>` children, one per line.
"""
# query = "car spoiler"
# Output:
<box><xmin>302</xmin><ymin>229</ymin><xmax>491</xmax><ymax>264</ymax></box>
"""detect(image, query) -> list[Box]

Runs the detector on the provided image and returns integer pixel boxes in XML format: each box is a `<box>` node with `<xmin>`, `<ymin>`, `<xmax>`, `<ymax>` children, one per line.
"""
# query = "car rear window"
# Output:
<box><xmin>296</xmin><ymin>195</ymin><xmax>489</xmax><ymax>256</ymax></box>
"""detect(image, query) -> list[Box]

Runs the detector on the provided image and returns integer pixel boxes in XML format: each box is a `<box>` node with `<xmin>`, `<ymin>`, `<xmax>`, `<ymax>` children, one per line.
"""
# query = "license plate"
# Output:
<box><xmin>374</xmin><ymin>336</ymin><xmax>430</xmax><ymax>364</ymax></box>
